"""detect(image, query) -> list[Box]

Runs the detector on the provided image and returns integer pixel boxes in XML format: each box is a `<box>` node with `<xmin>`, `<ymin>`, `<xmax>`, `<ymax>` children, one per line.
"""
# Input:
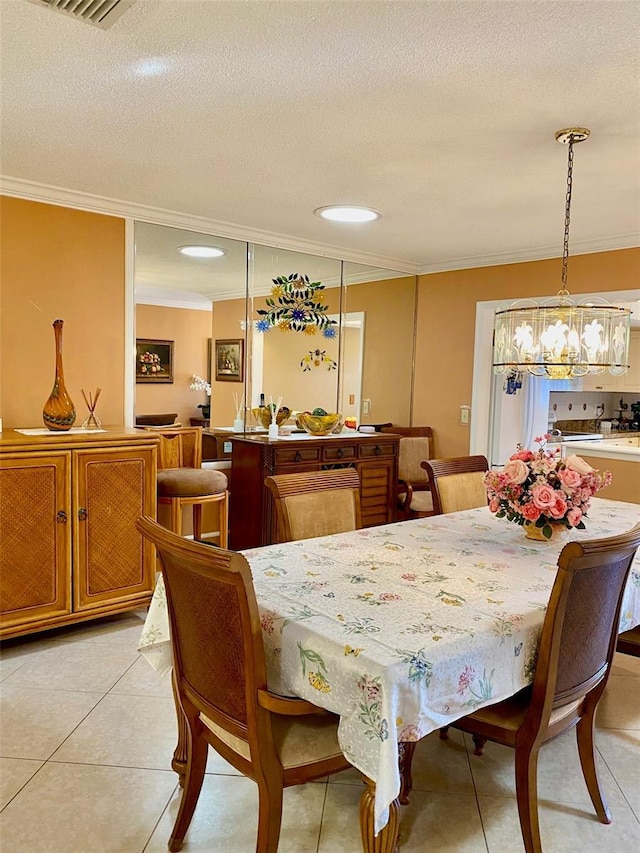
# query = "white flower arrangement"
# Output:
<box><xmin>189</xmin><ymin>374</ymin><xmax>211</xmax><ymax>396</ymax></box>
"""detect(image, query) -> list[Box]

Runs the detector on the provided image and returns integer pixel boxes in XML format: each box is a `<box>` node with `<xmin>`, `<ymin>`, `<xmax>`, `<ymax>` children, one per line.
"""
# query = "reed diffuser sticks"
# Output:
<box><xmin>81</xmin><ymin>387</ymin><xmax>102</xmax><ymax>429</ymax></box>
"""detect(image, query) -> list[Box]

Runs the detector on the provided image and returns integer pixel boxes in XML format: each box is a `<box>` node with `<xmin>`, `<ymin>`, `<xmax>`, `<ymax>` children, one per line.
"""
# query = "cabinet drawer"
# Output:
<box><xmin>274</xmin><ymin>447</ymin><xmax>320</xmax><ymax>465</ymax></box>
<box><xmin>359</xmin><ymin>442</ymin><xmax>395</xmax><ymax>459</ymax></box>
<box><xmin>322</xmin><ymin>444</ymin><xmax>356</xmax><ymax>462</ymax></box>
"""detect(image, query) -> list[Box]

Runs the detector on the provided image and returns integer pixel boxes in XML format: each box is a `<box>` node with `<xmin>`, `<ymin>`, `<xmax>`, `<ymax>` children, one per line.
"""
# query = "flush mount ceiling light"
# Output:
<box><xmin>493</xmin><ymin>128</ymin><xmax>631</xmax><ymax>380</ymax></box>
<box><xmin>178</xmin><ymin>245</ymin><xmax>225</xmax><ymax>258</ymax></box>
<box><xmin>314</xmin><ymin>205</ymin><xmax>381</xmax><ymax>223</ymax></box>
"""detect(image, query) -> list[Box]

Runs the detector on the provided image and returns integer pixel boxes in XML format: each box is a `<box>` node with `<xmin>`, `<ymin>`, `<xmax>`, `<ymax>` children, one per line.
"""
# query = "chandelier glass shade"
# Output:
<box><xmin>493</xmin><ymin>298</ymin><xmax>631</xmax><ymax>380</ymax></box>
<box><xmin>492</xmin><ymin>128</ymin><xmax>632</xmax><ymax>380</ymax></box>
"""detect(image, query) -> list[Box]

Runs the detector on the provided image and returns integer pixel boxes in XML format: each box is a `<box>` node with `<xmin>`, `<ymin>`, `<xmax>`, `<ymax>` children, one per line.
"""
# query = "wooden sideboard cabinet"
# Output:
<box><xmin>229</xmin><ymin>433</ymin><xmax>399</xmax><ymax>550</ymax></box>
<box><xmin>0</xmin><ymin>428</ymin><xmax>157</xmax><ymax>639</ymax></box>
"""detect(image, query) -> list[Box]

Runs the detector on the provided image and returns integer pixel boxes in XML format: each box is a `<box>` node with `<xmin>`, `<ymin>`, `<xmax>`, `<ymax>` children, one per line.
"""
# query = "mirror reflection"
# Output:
<box><xmin>133</xmin><ymin>222</ymin><xmax>417</xmax><ymax>434</ymax></box>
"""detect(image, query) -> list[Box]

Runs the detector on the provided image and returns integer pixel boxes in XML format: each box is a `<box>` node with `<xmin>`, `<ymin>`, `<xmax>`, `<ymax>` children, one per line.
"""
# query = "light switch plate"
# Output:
<box><xmin>460</xmin><ymin>405</ymin><xmax>470</xmax><ymax>425</ymax></box>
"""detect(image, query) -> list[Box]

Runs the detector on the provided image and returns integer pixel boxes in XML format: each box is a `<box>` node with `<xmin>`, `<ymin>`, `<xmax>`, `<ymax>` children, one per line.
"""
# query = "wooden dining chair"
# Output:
<box><xmin>151</xmin><ymin>427</ymin><xmax>229</xmax><ymax>545</ymax></box>
<box><xmin>421</xmin><ymin>454</ymin><xmax>488</xmax><ymax>515</ymax></box>
<box><xmin>381</xmin><ymin>426</ymin><xmax>434</xmax><ymax>518</ymax></box>
<box><xmin>440</xmin><ymin>523</ymin><xmax>640</xmax><ymax>853</ymax></box>
<box><xmin>265</xmin><ymin>469</ymin><xmax>362</xmax><ymax>542</ymax></box>
<box><xmin>136</xmin><ymin>517</ymin><xmax>352</xmax><ymax>853</ymax></box>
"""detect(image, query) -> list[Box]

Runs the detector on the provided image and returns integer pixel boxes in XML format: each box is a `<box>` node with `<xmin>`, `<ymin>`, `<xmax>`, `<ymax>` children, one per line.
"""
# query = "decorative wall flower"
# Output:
<box><xmin>301</xmin><ymin>349</ymin><xmax>337</xmax><ymax>372</ymax></box>
<box><xmin>256</xmin><ymin>273</ymin><xmax>338</xmax><ymax>334</ymax></box>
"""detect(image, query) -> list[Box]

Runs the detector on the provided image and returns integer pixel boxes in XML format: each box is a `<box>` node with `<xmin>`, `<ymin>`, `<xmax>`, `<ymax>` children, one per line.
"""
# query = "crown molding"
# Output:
<box><xmin>135</xmin><ymin>287</ymin><xmax>213</xmax><ymax>311</ymax></box>
<box><xmin>417</xmin><ymin>234</ymin><xmax>640</xmax><ymax>275</ymax></box>
<box><xmin>0</xmin><ymin>175</ymin><xmax>419</xmax><ymax>274</ymax></box>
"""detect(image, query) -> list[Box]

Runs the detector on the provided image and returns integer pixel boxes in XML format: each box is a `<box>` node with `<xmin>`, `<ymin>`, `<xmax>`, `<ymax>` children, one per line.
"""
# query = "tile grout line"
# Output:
<box><xmin>595</xmin><ymin>739</ymin><xmax>640</xmax><ymax>824</ymax></box>
<box><xmin>314</xmin><ymin>779</ymin><xmax>329</xmax><ymax>853</ymax></box>
<box><xmin>462</xmin><ymin>732</ymin><xmax>492</xmax><ymax>853</ymax></box>
<box><xmin>141</xmin><ymin>781</ymin><xmax>180</xmax><ymax>853</ymax></box>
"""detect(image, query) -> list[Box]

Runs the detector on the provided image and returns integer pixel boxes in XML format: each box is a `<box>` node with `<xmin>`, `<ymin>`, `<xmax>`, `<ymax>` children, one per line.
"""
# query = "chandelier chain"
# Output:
<box><xmin>559</xmin><ymin>135</ymin><xmax>575</xmax><ymax>297</ymax></box>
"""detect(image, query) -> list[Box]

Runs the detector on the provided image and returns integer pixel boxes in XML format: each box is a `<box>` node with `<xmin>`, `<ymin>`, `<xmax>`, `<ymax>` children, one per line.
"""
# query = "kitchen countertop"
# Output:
<box><xmin>548</xmin><ymin>437</ymin><xmax>640</xmax><ymax>461</ymax></box>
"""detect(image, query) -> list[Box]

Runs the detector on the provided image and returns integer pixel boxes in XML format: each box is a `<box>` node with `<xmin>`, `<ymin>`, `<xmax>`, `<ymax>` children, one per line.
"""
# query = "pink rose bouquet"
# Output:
<box><xmin>483</xmin><ymin>435</ymin><xmax>612</xmax><ymax>539</ymax></box>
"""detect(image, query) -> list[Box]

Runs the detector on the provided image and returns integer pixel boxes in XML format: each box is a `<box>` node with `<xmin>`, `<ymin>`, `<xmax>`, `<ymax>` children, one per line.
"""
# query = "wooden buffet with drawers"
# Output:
<box><xmin>0</xmin><ymin>427</ymin><xmax>158</xmax><ymax>639</ymax></box>
<box><xmin>229</xmin><ymin>432</ymin><xmax>400</xmax><ymax>550</ymax></box>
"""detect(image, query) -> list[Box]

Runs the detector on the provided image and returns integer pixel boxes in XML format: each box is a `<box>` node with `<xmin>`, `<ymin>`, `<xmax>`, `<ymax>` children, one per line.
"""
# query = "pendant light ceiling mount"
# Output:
<box><xmin>492</xmin><ymin>127</ymin><xmax>631</xmax><ymax>381</ymax></box>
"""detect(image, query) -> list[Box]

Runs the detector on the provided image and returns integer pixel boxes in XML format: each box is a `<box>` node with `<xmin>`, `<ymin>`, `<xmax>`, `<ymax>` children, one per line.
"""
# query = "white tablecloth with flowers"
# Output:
<box><xmin>138</xmin><ymin>497</ymin><xmax>640</xmax><ymax>834</ymax></box>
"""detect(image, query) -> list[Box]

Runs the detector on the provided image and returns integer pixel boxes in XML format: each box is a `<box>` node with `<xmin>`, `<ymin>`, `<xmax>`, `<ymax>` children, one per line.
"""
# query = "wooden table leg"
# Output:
<box><xmin>359</xmin><ymin>775</ymin><xmax>400</xmax><ymax>853</ymax></box>
<box><xmin>398</xmin><ymin>741</ymin><xmax>417</xmax><ymax>805</ymax></box>
<box><xmin>171</xmin><ymin>668</ymin><xmax>188</xmax><ymax>786</ymax></box>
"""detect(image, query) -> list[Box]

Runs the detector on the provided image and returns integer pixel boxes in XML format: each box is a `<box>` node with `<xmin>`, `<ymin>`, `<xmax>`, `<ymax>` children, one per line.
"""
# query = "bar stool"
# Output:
<box><xmin>152</xmin><ymin>428</ymin><xmax>229</xmax><ymax>546</ymax></box>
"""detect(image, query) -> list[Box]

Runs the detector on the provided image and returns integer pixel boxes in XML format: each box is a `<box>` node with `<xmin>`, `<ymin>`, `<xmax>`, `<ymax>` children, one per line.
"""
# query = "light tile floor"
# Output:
<box><xmin>1</xmin><ymin>612</ymin><xmax>638</xmax><ymax>852</ymax></box>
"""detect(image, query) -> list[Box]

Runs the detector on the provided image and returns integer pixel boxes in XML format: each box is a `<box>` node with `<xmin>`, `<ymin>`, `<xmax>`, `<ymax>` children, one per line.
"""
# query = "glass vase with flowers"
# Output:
<box><xmin>483</xmin><ymin>435</ymin><xmax>612</xmax><ymax>541</ymax></box>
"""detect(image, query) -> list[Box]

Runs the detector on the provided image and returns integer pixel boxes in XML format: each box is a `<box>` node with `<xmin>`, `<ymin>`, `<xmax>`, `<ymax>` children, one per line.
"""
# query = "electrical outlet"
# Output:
<box><xmin>362</xmin><ymin>399</ymin><xmax>371</xmax><ymax>415</ymax></box>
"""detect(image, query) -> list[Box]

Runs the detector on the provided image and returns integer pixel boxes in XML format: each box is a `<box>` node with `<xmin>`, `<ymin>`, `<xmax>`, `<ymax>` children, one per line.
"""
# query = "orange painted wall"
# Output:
<box><xmin>346</xmin><ymin>276</ymin><xmax>416</xmax><ymax>426</ymax></box>
<box><xmin>135</xmin><ymin>304</ymin><xmax>212</xmax><ymax>426</ymax></box>
<box><xmin>414</xmin><ymin>248</ymin><xmax>640</xmax><ymax>457</ymax></box>
<box><xmin>0</xmin><ymin>197</ymin><xmax>125</xmax><ymax>428</ymax></box>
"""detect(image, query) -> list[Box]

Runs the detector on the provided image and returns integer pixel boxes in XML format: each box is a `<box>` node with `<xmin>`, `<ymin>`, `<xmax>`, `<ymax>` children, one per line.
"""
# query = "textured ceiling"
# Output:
<box><xmin>133</xmin><ymin>221</ymin><xmax>411</xmax><ymax>305</ymax></box>
<box><xmin>1</xmin><ymin>0</ymin><xmax>639</xmax><ymax>271</ymax></box>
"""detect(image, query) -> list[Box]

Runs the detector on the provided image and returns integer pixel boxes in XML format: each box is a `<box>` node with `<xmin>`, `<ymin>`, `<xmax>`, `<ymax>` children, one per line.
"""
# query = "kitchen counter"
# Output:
<box><xmin>547</xmin><ymin>438</ymin><xmax>640</xmax><ymax>504</ymax></box>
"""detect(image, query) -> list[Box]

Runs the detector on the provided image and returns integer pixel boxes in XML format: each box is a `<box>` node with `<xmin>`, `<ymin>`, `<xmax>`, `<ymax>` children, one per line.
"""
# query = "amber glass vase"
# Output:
<box><xmin>43</xmin><ymin>319</ymin><xmax>76</xmax><ymax>431</ymax></box>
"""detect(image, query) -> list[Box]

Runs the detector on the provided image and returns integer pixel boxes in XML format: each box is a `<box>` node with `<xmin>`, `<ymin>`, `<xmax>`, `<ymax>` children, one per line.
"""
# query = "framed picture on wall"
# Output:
<box><xmin>136</xmin><ymin>338</ymin><xmax>174</xmax><ymax>383</ymax></box>
<box><xmin>215</xmin><ymin>338</ymin><xmax>244</xmax><ymax>382</ymax></box>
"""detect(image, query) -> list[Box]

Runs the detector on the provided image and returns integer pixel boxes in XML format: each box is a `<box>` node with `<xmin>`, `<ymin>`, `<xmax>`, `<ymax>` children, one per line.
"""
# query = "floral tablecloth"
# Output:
<box><xmin>138</xmin><ymin>497</ymin><xmax>640</xmax><ymax>833</ymax></box>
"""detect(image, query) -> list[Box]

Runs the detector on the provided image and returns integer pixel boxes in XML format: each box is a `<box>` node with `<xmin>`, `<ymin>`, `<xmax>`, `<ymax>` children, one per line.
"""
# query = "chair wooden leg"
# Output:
<box><xmin>171</xmin><ymin>669</ymin><xmax>188</xmax><ymax>787</ymax></box>
<box><xmin>170</xmin><ymin>499</ymin><xmax>182</xmax><ymax>536</ymax></box>
<box><xmin>256</xmin><ymin>777</ymin><xmax>284</xmax><ymax>853</ymax></box>
<box><xmin>514</xmin><ymin>742</ymin><xmax>542</xmax><ymax>853</ymax></box>
<box><xmin>398</xmin><ymin>741</ymin><xmax>416</xmax><ymax>805</ymax></box>
<box><xmin>169</xmin><ymin>722</ymin><xmax>208</xmax><ymax>852</ymax></box>
<box><xmin>472</xmin><ymin>734</ymin><xmax>487</xmax><ymax>756</ymax></box>
<box><xmin>192</xmin><ymin>503</ymin><xmax>202</xmax><ymax>541</ymax></box>
<box><xmin>576</xmin><ymin>707</ymin><xmax>612</xmax><ymax>823</ymax></box>
<box><xmin>219</xmin><ymin>492</ymin><xmax>229</xmax><ymax>548</ymax></box>
<box><xmin>359</xmin><ymin>775</ymin><xmax>400</xmax><ymax>853</ymax></box>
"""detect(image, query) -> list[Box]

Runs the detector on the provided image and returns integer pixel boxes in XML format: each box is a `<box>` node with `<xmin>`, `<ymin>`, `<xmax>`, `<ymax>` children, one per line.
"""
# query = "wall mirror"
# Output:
<box><xmin>133</xmin><ymin>221</ymin><xmax>248</xmax><ymax>428</ymax></box>
<box><xmin>134</xmin><ymin>221</ymin><xmax>417</xmax><ymax>433</ymax></box>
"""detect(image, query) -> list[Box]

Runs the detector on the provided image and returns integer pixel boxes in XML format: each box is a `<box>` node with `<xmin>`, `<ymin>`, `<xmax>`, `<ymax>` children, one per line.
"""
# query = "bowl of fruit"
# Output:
<box><xmin>297</xmin><ymin>408</ymin><xmax>342</xmax><ymax>436</ymax></box>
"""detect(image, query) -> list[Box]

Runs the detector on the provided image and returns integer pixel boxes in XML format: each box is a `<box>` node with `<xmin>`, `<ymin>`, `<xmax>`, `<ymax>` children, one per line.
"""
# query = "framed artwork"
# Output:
<box><xmin>136</xmin><ymin>338</ymin><xmax>174</xmax><ymax>383</ymax></box>
<box><xmin>215</xmin><ymin>338</ymin><xmax>244</xmax><ymax>382</ymax></box>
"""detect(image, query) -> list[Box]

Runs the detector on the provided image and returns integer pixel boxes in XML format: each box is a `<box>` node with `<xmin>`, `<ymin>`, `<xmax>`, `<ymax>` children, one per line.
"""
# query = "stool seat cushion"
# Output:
<box><xmin>157</xmin><ymin>468</ymin><xmax>228</xmax><ymax>498</ymax></box>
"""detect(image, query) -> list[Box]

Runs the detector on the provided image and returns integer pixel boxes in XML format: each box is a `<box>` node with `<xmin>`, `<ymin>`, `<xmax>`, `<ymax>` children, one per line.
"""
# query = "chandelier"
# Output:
<box><xmin>493</xmin><ymin>128</ymin><xmax>631</xmax><ymax>380</ymax></box>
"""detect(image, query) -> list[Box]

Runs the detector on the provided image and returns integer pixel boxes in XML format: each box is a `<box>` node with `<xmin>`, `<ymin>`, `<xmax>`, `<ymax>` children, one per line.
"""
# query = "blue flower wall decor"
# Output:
<box><xmin>256</xmin><ymin>274</ymin><xmax>338</xmax><ymax>336</ymax></box>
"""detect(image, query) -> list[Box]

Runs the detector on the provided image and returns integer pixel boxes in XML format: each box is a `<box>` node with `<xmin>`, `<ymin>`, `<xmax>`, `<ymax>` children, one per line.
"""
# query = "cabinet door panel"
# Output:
<box><xmin>0</xmin><ymin>453</ymin><xmax>71</xmax><ymax>630</ymax></box>
<box><xmin>360</xmin><ymin>461</ymin><xmax>395</xmax><ymax>524</ymax></box>
<box><xmin>73</xmin><ymin>447</ymin><xmax>156</xmax><ymax>611</ymax></box>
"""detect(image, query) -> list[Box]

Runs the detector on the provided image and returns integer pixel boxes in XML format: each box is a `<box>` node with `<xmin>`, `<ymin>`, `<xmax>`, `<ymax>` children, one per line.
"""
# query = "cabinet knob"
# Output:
<box><xmin>375</xmin><ymin>445</ymin><xmax>382</xmax><ymax>456</ymax></box>
<box><xmin>294</xmin><ymin>452</ymin><xmax>302</xmax><ymax>462</ymax></box>
<box><xmin>78</xmin><ymin>507</ymin><xmax>88</xmax><ymax>521</ymax></box>
<box><xmin>56</xmin><ymin>510</ymin><xmax>67</xmax><ymax>524</ymax></box>
<box><xmin>337</xmin><ymin>448</ymin><xmax>344</xmax><ymax>458</ymax></box>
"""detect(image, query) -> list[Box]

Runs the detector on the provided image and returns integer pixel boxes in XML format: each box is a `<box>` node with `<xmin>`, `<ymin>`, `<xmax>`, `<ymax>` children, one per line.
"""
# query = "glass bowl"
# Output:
<box><xmin>252</xmin><ymin>406</ymin><xmax>291</xmax><ymax>429</ymax></box>
<box><xmin>297</xmin><ymin>412</ymin><xmax>342</xmax><ymax>436</ymax></box>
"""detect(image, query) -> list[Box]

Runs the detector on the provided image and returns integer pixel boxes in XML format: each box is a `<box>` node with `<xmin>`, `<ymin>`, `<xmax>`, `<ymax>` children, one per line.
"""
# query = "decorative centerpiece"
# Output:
<box><xmin>483</xmin><ymin>435</ymin><xmax>611</xmax><ymax>541</ymax></box>
<box><xmin>297</xmin><ymin>410</ymin><xmax>342</xmax><ymax>436</ymax></box>
<box><xmin>252</xmin><ymin>404</ymin><xmax>291</xmax><ymax>429</ymax></box>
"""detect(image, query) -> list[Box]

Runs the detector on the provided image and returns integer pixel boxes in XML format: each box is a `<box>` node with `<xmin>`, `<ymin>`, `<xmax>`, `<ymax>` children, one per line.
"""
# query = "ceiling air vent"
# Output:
<box><xmin>24</xmin><ymin>0</ymin><xmax>136</xmax><ymax>30</ymax></box>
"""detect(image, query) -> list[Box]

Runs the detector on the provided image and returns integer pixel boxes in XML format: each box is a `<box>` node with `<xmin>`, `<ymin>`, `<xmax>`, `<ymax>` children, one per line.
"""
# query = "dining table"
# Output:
<box><xmin>138</xmin><ymin>496</ymin><xmax>640</xmax><ymax>853</ymax></box>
